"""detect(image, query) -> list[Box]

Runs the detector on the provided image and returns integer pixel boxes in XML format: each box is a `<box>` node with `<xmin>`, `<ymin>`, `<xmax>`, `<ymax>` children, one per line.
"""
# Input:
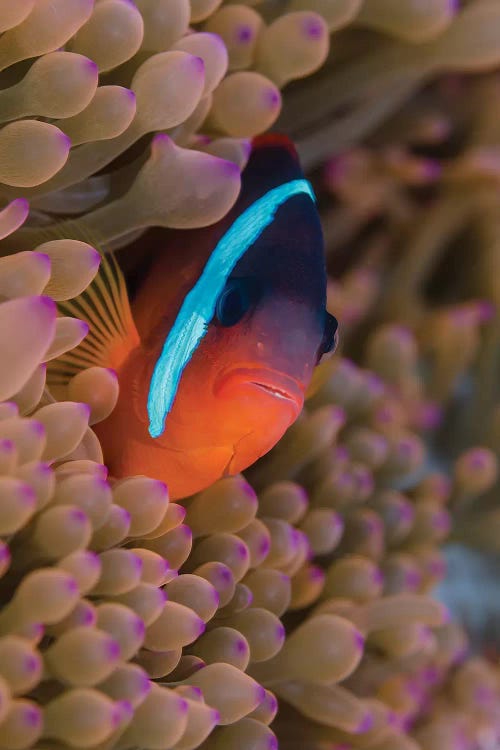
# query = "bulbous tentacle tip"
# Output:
<box><xmin>192</xmin><ymin>55</ymin><xmax>206</xmax><ymax>75</ymax></box>
<box><xmin>83</xmin><ymin>56</ymin><xmax>99</xmax><ymax>74</ymax></box>
<box><xmin>301</xmin><ymin>15</ymin><xmax>327</xmax><ymax>39</ymax></box>
<box><xmin>151</xmin><ymin>132</ymin><xmax>174</xmax><ymax>150</ymax></box>
<box><xmin>263</xmin><ymin>87</ymin><xmax>281</xmax><ymax>109</ymax></box>
<box><xmin>11</xmin><ymin>197</ymin><xmax>29</xmax><ymax>213</ymax></box>
<box><xmin>35</xmin><ymin>295</ymin><xmax>57</xmax><ymax>314</ymax></box>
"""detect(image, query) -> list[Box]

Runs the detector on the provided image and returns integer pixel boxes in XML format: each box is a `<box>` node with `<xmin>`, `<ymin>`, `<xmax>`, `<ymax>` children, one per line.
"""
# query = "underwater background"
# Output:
<box><xmin>0</xmin><ymin>1</ymin><xmax>499</xmax><ymax>748</ymax></box>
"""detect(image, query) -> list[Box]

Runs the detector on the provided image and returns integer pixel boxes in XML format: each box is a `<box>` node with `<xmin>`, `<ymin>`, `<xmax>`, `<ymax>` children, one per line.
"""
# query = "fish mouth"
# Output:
<box><xmin>215</xmin><ymin>367</ymin><xmax>305</xmax><ymax>414</ymax></box>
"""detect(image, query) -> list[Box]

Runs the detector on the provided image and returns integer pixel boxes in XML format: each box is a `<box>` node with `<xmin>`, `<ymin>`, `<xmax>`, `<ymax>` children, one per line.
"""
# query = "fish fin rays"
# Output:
<box><xmin>47</xmin><ymin>221</ymin><xmax>140</xmax><ymax>387</ymax></box>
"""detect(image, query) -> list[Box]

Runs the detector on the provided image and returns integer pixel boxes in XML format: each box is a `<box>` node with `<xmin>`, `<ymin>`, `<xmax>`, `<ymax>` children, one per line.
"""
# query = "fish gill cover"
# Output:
<box><xmin>0</xmin><ymin>1</ymin><xmax>499</xmax><ymax>750</ymax></box>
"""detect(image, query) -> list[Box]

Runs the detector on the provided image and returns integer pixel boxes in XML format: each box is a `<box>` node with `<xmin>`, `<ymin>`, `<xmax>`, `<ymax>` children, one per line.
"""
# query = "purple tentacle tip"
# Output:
<box><xmin>60</xmin><ymin>132</ymin><xmax>72</xmax><ymax>151</ymax></box>
<box><xmin>429</xmin><ymin>557</ymin><xmax>446</xmax><ymax>577</ymax></box>
<box><xmin>399</xmin><ymin>502</ymin><xmax>415</xmax><ymax>523</ymax></box>
<box><xmin>31</xmin><ymin>623</ymin><xmax>44</xmax><ymax>640</ymax></box>
<box><xmin>85</xmin><ymin>549</ymin><xmax>101</xmax><ymax>565</ymax></box>
<box><xmin>134</xmin><ymin>617</ymin><xmax>146</xmax><ymax>638</ymax></box>
<box><xmin>106</xmin><ymin>639</ymin><xmax>121</xmax><ymax>660</ymax></box>
<box><xmin>240</xmin><ymin>479</ymin><xmax>257</xmax><ymax>499</ymax></box>
<box><xmin>111</xmin><ymin>704</ymin><xmax>125</xmax><ymax>728</ymax></box>
<box><xmin>94</xmin><ymin>477</ymin><xmax>110</xmax><ymax>493</ymax></box>
<box><xmin>192</xmin><ymin>56</ymin><xmax>205</xmax><ymax>74</ymax></box>
<box><xmin>264</xmin><ymin>88</ymin><xmax>281</xmax><ymax>109</ymax></box>
<box><xmin>77</xmin><ymin>401</ymin><xmax>91</xmax><ymax>418</ymax></box>
<box><xmin>23</xmin><ymin>706</ymin><xmax>41</xmax><ymax>728</ymax></box>
<box><xmin>30</xmin><ymin>420</ymin><xmax>46</xmax><ymax>438</ymax></box>
<box><xmin>24</xmin><ymin>654</ymin><xmax>39</xmax><ymax>674</ymax></box>
<box><xmin>354</xmin><ymin>630</ymin><xmax>365</xmax><ymax>651</ymax></box>
<box><xmin>132</xmin><ymin>554</ymin><xmax>143</xmax><ymax>572</ymax></box>
<box><xmin>70</xmin><ymin>508</ymin><xmax>88</xmax><ymax>524</ymax></box>
<box><xmin>235</xmin><ymin>637</ymin><xmax>247</xmax><ymax>654</ymax></box>
<box><xmin>405</xmin><ymin>569</ymin><xmax>421</xmax><ymax>588</ymax></box>
<box><xmin>259</xmin><ymin>537</ymin><xmax>270</xmax><ymax>556</ymax></box>
<box><xmin>141</xmin><ymin>672</ymin><xmax>152</xmax><ymax>694</ymax></box>
<box><xmin>419</xmin><ymin>402</ymin><xmax>443</xmax><ymax>430</ymax></box>
<box><xmin>468</xmin><ymin>449</ymin><xmax>489</xmax><ymax>469</ymax></box>
<box><xmin>309</xmin><ymin>566</ymin><xmax>324</xmax><ymax>582</ymax></box>
<box><xmin>236</xmin><ymin>25</ymin><xmax>253</xmax><ymax>43</ymax></box>
<box><xmin>85</xmin><ymin>58</ymin><xmax>99</xmax><ymax>74</ymax></box>
<box><xmin>335</xmin><ymin>445</ymin><xmax>349</xmax><ymax>461</ymax></box>
<box><xmin>440</xmin><ymin>604</ymin><xmax>451</xmax><ymax>624</ymax></box>
<box><xmin>433</xmin><ymin>510</ymin><xmax>450</xmax><ymax>531</ymax></box>
<box><xmin>423</xmin><ymin>665</ymin><xmax>439</xmax><ymax>685</ymax></box>
<box><xmin>356</xmin><ymin>712</ymin><xmax>374</xmax><ymax>734</ymax></box>
<box><xmin>397</xmin><ymin>439</ymin><xmax>414</xmax><ymax>458</ymax></box>
<box><xmin>35</xmin><ymin>252</ymin><xmax>51</xmax><ymax>269</ymax></box>
<box><xmin>117</xmin><ymin>700</ymin><xmax>134</xmax><ymax>720</ymax></box>
<box><xmin>303</xmin><ymin>17</ymin><xmax>324</xmax><ymax>39</ymax></box>
<box><xmin>387</xmin><ymin>710</ymin><xmax>399</xmax><ymax>727</ymax></box>
<box><xmin>152</xmin><ymin>132</ymin><xmax>171</xmax><ymax>151</ymax></box>
<box><xmin>219</xmin><ymin>158</ymin><xmax>240</xmax><ymax>177</ymax></box>
<box><xmin>291</xmin><ymin>528</ymin><xmax>301</xmax><ymax>550</ymax></box>
<box><xmin>14</xmin><ymin>197</ymin><xmax>29</xmax><ymax>212</ymax></box>
<box><xmin>372</xmin><ymin>568</ymin><xmax>384</xmax><ymax>586</ymax></box>
<box><xmin>66</xmin><ymin>577</ymin><xmax>79</xmax><ymax>593</ymax></box>
<box><xmin>477</xmin><ymin>299</ymin><xmax>496</xmax><ymax>322</ymax></box>
<box><xmin>473</xmin><ymin>684</ymin><xmax>494</xmax><ymax>704</ymax></box>
<box><xmin>37</xmin><ymin>295</ymin><xmax>56</xmax><ymax>313</ymax></box>
<box><xmin>424</xmin><ymin>159</ymin><xmax>442</xmax><ymax>181</ymax></box>
<box><xmin>20</xmin><ymin>485</ymin><xmax>36</xmax><ymax>506</ymax></box>
<box><xmin>81</xmin><ymin>608</ymin><xmax>96</xmax><ymax>626</ymax></box>
<box><xmin>240</xmin><ymin>139</ymin><xmax>252</xmax><ymax>160</ymax></box>
<box><xmin>237</xmin><ymin>542</ymin><xmax>249</xmax><ymax>559</ymax></box>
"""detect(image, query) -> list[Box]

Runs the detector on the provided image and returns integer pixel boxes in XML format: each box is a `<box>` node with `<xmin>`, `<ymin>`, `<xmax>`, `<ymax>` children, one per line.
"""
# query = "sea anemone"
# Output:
<box><xmin>0</xmin><ymin>0</ymin><xmax>330</xmax><ymax>251</ymax></box>
<box><xmin>1</xmin><ymin>1</ymin><xmax>500</xmax><ymax>750</ymax></box>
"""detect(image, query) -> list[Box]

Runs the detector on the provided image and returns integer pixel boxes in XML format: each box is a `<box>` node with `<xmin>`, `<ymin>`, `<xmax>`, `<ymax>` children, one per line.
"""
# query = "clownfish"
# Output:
<box><xmin>53</xmin><ymin>135</ymin><xmax>338</xmax><ymax>499</ymax></box>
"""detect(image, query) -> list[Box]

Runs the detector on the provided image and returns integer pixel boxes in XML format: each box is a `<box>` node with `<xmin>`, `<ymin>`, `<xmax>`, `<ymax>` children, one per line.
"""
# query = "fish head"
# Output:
<box><xmin>141</xmin><ymin>135</ymin><xmax>338</xmax><ymax>475</ymax></box>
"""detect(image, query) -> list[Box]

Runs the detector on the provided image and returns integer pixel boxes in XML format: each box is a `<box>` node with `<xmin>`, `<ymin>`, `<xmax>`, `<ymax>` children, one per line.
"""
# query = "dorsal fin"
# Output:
<box><xmin>251</xmin><ymin>133</ymin><xmax>299</xmax><ymax>160</ymax></box>
<box><xmin>47</xmin><ymin>220</ymin><xmax>140</xmax><ymax>387</ymax></box>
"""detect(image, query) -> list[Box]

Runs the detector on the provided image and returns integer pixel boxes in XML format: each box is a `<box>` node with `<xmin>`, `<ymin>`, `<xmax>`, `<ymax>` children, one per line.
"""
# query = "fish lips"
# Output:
<box><xmin>214</xmin><ymin>366</ymin><xmax>305</xmax><ymax>419</ymax></box>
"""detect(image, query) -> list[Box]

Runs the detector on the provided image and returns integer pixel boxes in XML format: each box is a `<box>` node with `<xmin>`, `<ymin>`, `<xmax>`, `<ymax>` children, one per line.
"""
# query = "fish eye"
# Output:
<box><xmin>215</xmin><ymin>277</ymin><xmax>255</xmax><ymax>327</ymax></box>
<box><xmin>318</xmin><ymin>312</ymin><xmax>339</xmax><ymax>362</ymax></box>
